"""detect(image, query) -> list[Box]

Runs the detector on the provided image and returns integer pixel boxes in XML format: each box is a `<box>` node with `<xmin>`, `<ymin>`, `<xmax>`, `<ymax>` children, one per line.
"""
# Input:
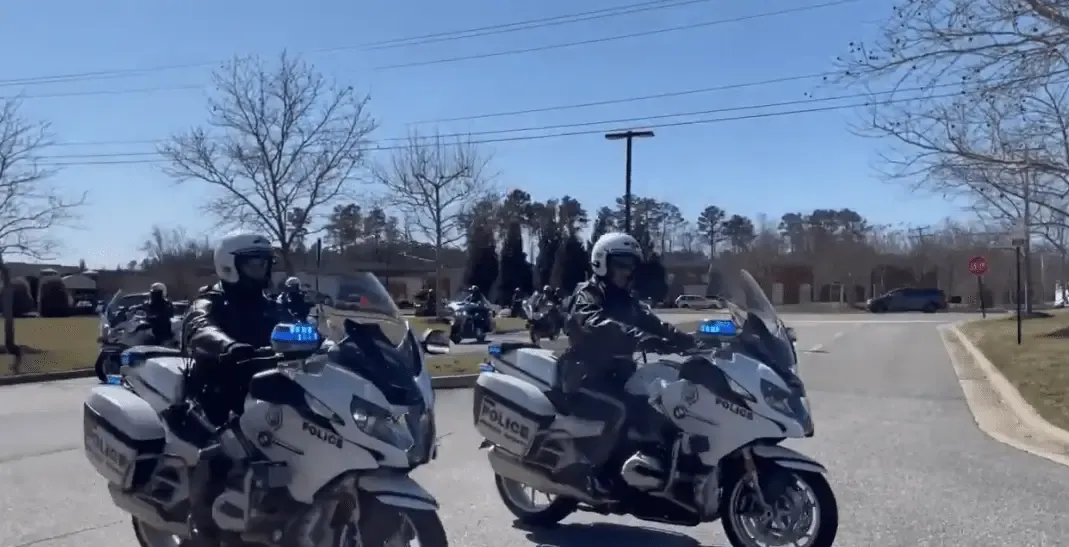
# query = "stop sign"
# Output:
<box><xmin>968</xmin><ymin>256</ymin><xmax>988</xmax><ymax>275</ymax></box>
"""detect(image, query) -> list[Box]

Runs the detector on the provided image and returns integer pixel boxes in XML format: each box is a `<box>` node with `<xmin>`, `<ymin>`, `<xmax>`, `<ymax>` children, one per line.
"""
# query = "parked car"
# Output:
<box><xmin>866</xmin><ymin>287</ymin><xmax>947</xmax><ymax>313</ymax></box>
<box><xmin>674</xmin><ymin>294</ymin><xmax>720</xmax><ymax>309</ymax></box>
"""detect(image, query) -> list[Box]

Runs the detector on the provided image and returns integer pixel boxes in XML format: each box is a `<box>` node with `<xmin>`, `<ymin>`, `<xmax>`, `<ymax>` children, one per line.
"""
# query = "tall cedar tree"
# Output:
<box><xmin>463</xmin><ymin>222</ymin><xmax>499</xmax><ymax>297</ymax></box>
<box><xmin>497</xmin><ymin>221</ymin><xmax>533</xmax><ymax>301</ymax></box>
<box><xmin>536</xmin><ymin>230</ymin><xmax>562</xmax><ymax>288</ymax></box>
<box><xmin>550</xmin><ymin>233</ymin><xmax>591</xmax><ymax>294</ymax></box>
<box><xmin>634</xmin><ymin>252</ymin><xmax>668</xmax><ymax>303</ymax></box>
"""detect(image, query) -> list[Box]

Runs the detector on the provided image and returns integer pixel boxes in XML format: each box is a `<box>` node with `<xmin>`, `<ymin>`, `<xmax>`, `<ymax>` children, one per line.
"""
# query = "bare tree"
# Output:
<box><xmin>373</xmin><ymin>131</ymin><xmax>492</xmax><ymax>317</ymax></box>
<box><xmin>139</xmin><ymin>225</ymin><xmax>214</xmax><ymax>298</ymax></box>
<box><xmin>835</xmin><ymin>1</ymin><xmax>1069</xmax><ymax>215</ymax></box>
<box><xmin>160</xmin><ymin>51</ymin><xmax>376</xmax><ymax>273</ymax></box>
<box><xmin>0</xmin><ymin>99</ymin><xmax>83</xmax><ymax>371</ymax></box>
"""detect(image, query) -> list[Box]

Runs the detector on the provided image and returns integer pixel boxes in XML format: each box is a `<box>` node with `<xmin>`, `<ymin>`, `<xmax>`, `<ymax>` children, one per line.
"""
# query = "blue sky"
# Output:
<box><xmin>3</xmin><ymin>0</ymin><xmax>961</xmax><ymax>267</ymax></box>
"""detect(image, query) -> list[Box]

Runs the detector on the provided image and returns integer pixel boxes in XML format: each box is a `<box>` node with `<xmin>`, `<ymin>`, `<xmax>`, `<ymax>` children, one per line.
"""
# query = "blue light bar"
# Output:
<box><xmin>487</xmin><ymin>344</ymin><xmax>502</xmax><ymax>356</ymax></box>
<box><xmin>271</xmin><ymin>323</ymin><xmax>321</xmax><ymax>344</ymax></box>
<box><xmin>106</xmin><ymin>375</ymin><xmax>122</xmax><ymax>385</ymax></box>
<box><xmin>120</xmin><ymin>352</ymin><xmax>132</xmax><ymax>366</ymax></box>
<box><xmin>479</xmin><ymin>362</ymin><xmax>495</xmax><ymax>372</ymax></box>
<box><xmin>699</xmin><ymin>319</ymin><xmax>738</xmax><ymax>336</ymax></box>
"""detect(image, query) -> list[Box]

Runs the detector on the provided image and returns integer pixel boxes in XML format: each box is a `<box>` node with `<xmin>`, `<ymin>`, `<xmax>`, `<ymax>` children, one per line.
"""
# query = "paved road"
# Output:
<box><xmin>4</xmin><ymin>313</ymin><xmax>1069</xmax><ymax>546</ymax></box>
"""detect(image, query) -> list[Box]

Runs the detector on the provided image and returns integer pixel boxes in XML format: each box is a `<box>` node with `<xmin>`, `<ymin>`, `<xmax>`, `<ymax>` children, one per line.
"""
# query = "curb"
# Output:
<box><xmin>0</xmin><ymin>367</ymin><xmax>96</xmax><ymax>386</ymax></box>
<box><xmin>430</xmin><ymin>374</ymin><xmax>478</xmax><ymax>389</ymax></box>
<box><xmin>948</xmin><ymin>322</ymin><xmax>1069</xmax><ymax>446</ymax></box>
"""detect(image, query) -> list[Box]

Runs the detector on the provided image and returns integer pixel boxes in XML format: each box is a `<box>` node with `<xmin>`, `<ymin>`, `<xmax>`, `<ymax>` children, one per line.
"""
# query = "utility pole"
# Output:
<box><xmin>604</xmin><ymin>129</ymin><xmax>655</xmax><ymax>234</ymax></box>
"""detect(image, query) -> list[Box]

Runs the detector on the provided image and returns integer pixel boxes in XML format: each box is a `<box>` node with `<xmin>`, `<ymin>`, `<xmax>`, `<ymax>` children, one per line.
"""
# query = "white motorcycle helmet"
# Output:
<box><xmin>590</xmin><ymin>232</ymin><xmax>643</xmax><ymax>287</ymax></box>
<box><xmin>284</xmin><ymin>276</ymin><xmax>301</xmax><ymax>290</ymax></box>
<box><xmin>214</xmin><ymin>232</ymin><xmax>275</xmax><ymax>290</ymax></box>
<box><xmin>149</xmin><ymin>282</ymin><xmax>167</xmax><ymax>297</ymax></box>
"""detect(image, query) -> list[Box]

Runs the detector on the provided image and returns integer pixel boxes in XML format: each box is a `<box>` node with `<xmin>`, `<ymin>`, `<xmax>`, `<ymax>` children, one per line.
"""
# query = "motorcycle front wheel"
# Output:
<box><xmin>720</xmin><ymin>468</ymin><xmax>838</xmax><ymax>547</ymax></box>
<box><xmin>94</xmin><ymin>351</ymin><xmax>107</xmax><ymax>382</ymax></box>
<box><xmin>346</xmin><ymin>495</ymin><xmax>449</xmax><ymax>547</ymax></box>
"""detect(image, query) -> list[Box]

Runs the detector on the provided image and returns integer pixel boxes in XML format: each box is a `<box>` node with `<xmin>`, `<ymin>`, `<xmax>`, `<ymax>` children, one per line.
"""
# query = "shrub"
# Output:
<box><xmin>37</xmin><ymin>277</ymin><xmax>70</xmax><ymax>317</ymax></box>
<box><xmin>10</xmin><ymin>277</ymin><xmax>34</xmax><ymax>317</ymax></box>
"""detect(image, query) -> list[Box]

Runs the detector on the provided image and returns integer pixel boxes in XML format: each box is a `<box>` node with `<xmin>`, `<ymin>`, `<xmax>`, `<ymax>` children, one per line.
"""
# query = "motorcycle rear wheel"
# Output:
<box><xmin>495</xmin><ymin>474</ymin><xmax>578</xmax><ymax>527</ymax></box>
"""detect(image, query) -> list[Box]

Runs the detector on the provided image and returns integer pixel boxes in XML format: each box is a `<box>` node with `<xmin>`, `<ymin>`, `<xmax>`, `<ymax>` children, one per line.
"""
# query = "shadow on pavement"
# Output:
<box><xmin>520</xmin><ymin>522</ymin><xmax>716</xmax><ymax>547</ymax></box>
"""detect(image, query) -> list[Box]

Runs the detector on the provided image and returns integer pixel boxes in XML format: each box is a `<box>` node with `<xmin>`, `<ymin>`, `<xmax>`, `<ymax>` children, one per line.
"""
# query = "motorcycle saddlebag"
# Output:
<box><xmin>473</xmin><ymin>373</ymin><xmax>556</xmax><ymax>456</ymax></box>
<box><xmin>83</xmin><ymin>385</ymin><xmax>166</xmax><ymax>489</ymax></box>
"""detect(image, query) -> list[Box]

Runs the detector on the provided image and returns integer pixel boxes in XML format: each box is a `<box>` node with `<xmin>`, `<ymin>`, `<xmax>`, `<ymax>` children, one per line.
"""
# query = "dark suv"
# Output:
<box><xmin>866</xmin><ymin>287</ymin><xmax>947</xmax><ymax>313</ymax></box>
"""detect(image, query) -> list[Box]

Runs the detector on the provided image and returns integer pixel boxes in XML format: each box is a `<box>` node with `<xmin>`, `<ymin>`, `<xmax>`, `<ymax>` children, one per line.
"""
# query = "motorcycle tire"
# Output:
<box><xmin>530</xmin><ymin>331</ymin><xmax>540</xmax><ymax>344</ymax></box>
<box><xmin>720</xmin><ymin>468</ymin><xmax>838</xmax><ymax>547</ymax></box>
<box><xmin>494</xmin><ymin>474</ymin><xmax>578</xmax><ymax>527</ymax></box>
<box><xmin>94</xmin><ymin>352</ymin><xmax>107</xmax><ymax>383</ymax></box>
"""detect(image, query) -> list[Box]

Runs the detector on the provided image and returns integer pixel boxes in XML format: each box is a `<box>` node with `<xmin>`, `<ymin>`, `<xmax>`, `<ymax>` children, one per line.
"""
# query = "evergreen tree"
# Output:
<box><xmin>634</xmin><ymin>252</ymin><xmax>668</xmax><ymax>303</ymax></box>
<box><xmin>550</xmin><ymin>233</ymin><xmax>591</xmax><ymax>293</ymax></box>
<box><xmin>536</xmin><ymin>230</ymin><xmax>561</xmax><ymax>287</ymax></box>
<box><xmin>497</xmin><ymin>221</ymin><xmax>533</xmax><ymax>301</ymax></box>
<box><xmin>464</xmin><ymin>222</ymin><xmax>499</xmax><ymax>296</ymax></box>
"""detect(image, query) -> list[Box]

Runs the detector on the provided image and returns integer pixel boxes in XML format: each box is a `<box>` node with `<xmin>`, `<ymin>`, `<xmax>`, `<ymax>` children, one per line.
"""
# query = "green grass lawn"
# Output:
<box><xmin>0</xmin><ymin>316</ymin><xmax>99</xmax><ymax>376</ymax></box>
<box><xmin>961</xmin><ymin>311</ymin><xmax>1069</xmax><ymax>431</ymax></box>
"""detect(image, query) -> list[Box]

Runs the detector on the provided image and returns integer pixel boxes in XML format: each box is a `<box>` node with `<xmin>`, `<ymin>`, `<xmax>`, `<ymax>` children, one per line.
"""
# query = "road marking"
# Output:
<box><xmin>832</xmin><ymin>331</ymin><xmax>844</xmax><ymax>339</ymax></box>
<box><xmin>787</xmin><ymin>319</ymin><xmax>948</xmax><ymax>324</ymax></box>
<box><xmin>805</xmin><ymin>344</ymin><xmax>824</xmax><ymax>352</ymax></box>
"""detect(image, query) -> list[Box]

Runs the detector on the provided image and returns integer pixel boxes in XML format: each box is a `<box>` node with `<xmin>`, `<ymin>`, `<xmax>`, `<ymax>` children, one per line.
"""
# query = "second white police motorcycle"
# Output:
<box><xmin>474</xmin><ymin>268</ymin><xmax>837</xmax><ymax>547</ymax></box>
<box><xmin>83</xmin><ymin>275</ymin><xmax>451</xmax><ymax>547</ymax></box>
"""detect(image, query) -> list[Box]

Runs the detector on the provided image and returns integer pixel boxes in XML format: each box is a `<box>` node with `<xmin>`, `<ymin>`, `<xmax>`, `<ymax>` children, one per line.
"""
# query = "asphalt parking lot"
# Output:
<box><xmin>3</xmin><ymin>313</ymin><xmax>1068</xmax><ymax>546</ymax></box>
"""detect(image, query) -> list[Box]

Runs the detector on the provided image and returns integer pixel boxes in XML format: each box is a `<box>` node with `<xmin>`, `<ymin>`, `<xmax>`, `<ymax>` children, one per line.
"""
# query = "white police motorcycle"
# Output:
<box><xmin>83</xmin><ymin>275</ymin><xmax>452</xmax><ymax>547</ymax></box>
<box><xmin>473</xmin><ymin>269</ymin><xmax>837</xmax><ymax>547</ymax></box>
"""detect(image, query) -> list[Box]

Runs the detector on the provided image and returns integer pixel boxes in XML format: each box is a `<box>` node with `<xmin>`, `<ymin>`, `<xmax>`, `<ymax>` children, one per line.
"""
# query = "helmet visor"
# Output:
<box><xmin>606</xmin><ymin>253</ymin><xmax>640</xmax><ymax>273</ymax></box>
<box><xmin>235</xmin><ymin>252</ymin><xmax>272</xmax><ymax>281</ymax></box>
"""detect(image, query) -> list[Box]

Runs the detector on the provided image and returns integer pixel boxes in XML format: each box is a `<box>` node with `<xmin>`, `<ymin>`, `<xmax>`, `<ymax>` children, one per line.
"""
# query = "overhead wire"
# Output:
<box><xmin>34</xmin><ymin>78</ymin><xmax>1009</xmax><ymax>167</ymax></box>
<box><xmin>2</xmin><ymin>0</ymin><xmax>856</xmax><ymax>94</ymax></box>
<box><xmin>0</xmin><ymin>0</ymin><xmax>718</xmax><ymax>87</ymax></box>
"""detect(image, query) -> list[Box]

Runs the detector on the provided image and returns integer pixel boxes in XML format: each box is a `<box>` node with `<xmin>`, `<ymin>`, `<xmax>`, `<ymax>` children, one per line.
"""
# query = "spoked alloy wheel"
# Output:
<box><xmin>494</xmin><ymin>474</ymin><xmax>578</xmax><ymax>526</ymax></box>
<box><xmin>721</xmin><ymin>469</ymin><xmax>838</xmax><ymax>547</ymax></box>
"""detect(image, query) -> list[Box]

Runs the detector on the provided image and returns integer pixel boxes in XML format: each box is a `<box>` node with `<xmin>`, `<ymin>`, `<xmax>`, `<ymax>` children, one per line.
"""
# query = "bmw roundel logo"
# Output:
<box><xmin>265</xmin><ymin>406</ymin><xmax>283</xmax><ymax>430</ymax></box>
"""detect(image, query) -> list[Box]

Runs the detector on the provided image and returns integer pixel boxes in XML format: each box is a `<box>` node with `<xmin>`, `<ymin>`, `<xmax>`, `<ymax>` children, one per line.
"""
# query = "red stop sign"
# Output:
<box><xmin>968</xmin><ymin>256</ymin><xmax>988</xmax><ymax>275</ymax></box>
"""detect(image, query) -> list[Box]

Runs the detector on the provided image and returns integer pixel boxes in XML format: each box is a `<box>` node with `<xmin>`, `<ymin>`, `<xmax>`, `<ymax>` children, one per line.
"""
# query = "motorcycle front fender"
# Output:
<box><xmin>359</xmin><ymin>472</ymin><xmax>439</xmax><ymax>511</ymax></box>
<box><xmin>751</xmin><ymin>444</ymin><xmax>827</xmax><ymax>474</ymax></box>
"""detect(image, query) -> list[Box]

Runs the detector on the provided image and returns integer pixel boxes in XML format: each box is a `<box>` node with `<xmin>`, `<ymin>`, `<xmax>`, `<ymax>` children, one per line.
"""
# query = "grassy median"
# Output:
<box><xmin>0</xmin><ymin>316</ymin><xmax>99</xmax><ymax>376</ymax></box>
<box><xmin>961</xmin><ymin>312</ymin><xmax>1069</xmax><ymax>431</ymax></box>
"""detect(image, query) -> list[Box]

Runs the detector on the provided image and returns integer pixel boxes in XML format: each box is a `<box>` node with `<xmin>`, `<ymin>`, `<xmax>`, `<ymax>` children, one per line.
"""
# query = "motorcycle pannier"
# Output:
<box><xmin>473</xmin><ymin>373</ymin><xmax>556</xmax><ymax>456</ymax></box>
<box><xmin>83</xmin><ymin>385</ymin><xmax>166</xmax><ymax>489</ymax></box>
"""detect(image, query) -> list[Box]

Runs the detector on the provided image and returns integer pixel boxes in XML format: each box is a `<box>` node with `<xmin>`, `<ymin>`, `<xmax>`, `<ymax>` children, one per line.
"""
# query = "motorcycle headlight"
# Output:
<box><xmin>760</xmin><ymin>379</ymin><xmax>796</xmax><ymax>418</ymax></box>
<box><xmin>350</xmin><ymin>396</ymin><xmax>414</xmax><ymax>450</ymax></box>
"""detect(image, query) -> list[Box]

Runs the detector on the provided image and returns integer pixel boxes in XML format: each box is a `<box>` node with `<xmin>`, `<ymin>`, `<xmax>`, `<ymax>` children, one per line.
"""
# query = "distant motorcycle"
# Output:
<box><xmin>524</xmin><ymin>300</ymin><xmax>560</xmax><ymax>345</ymax></box>
<box><xmin>94</xmin><ymin>307</ymin><xmax>177</xmax><ymax>382</ymax></box>
<box><xmin>450</xmin><ymin>302</ymin><xmax>492</xmax><ymax>344</ymax></box>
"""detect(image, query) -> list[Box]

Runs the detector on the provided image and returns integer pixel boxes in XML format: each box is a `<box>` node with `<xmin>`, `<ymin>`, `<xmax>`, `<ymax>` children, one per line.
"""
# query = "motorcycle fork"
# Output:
<box><xmin>741</xmin><ymin>448</ymin><xmax>772</xmax><ymax>511</ymax></box>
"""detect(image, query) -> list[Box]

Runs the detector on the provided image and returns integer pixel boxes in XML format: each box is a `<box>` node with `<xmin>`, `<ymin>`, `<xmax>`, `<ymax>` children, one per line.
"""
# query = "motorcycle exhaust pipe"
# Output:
<box><xmin>487</xmin><ymin>447</ymin><xmax>596</xmax><ymax>503</ymax></box>
<box><xmin>107</xmin><ymin>483</ymin><xmax>188</xmax><ymax>536</ymax></box>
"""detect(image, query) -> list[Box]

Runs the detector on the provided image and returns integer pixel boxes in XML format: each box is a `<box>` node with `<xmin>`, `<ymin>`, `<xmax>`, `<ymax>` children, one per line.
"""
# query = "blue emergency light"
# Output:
<box><xmin>271</xmin><ymin>323</ymin><xmax>321</xmax><ymax>345</ymax></box>
<box><xmin>698</xmin><ymin>319</ymin><xmax>738</xmax><ymax>336</ymax></box>
<box><xmin>487</xmin><ymin>343</ymin><xmax>502</xmax><ymax>356</ymax></box>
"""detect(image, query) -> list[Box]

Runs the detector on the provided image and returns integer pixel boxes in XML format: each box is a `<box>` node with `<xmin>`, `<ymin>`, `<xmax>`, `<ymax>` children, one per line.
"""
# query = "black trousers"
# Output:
<box><xmin>566</xmin><ymin>376</ymin><xmax>629</xmax><ymax>470</ymax></box>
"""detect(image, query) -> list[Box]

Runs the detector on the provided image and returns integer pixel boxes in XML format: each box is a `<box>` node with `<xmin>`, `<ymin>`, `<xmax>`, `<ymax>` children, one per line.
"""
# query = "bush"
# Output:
<box><xmin>37</xmin><ymin>277</ymin><xmax>71</xmax><ymax>317</ymax></box>
<box><xmin>10</xmin><ymin>277</ymin><xmax>35</xmax><ymax>317</ymax></box>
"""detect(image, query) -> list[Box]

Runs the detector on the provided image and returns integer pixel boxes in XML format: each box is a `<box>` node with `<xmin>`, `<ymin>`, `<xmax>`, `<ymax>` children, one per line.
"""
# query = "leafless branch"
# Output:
<box><xmin>0</xmin><ymin>99</ymin><xmax>83</xmax><ymax>262</ymax></box>
<box><xmin>159</xmin><ymin>51</ymin><xmax>377</xmax><ymax>272</ymax></box>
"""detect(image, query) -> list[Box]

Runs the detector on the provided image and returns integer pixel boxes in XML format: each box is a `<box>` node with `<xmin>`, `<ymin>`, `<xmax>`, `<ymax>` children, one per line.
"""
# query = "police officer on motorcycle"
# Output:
<box><xmin>178</xmin><ymin>231</ymin><xmax>286</xmax><ymax>545</ymax></box>
<box><xmin>555</xmin><ymin>232</ymin><xmax>697</xmax><ymax>495</ymax></box>
<box><xmin>278</xmin><ymin>276</ymin><xmax>312</xmax><ymax>322</ymax></box>
<box><xmin>144</xmin><ymin>282</ymin><xmax>175</xmax><ymax>343</ymax></box>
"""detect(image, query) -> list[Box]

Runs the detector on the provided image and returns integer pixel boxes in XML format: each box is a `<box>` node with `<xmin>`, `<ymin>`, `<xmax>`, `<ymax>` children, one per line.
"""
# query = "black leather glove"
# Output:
<box><xmin>223</xmin><ymin>342</ymin><xmax>256</xmax><ymax>365</ymax></box>
<box><xmin>637</xmin><ymin>336</ymin><xmax>674</xmax><ymax>354</ymax></box>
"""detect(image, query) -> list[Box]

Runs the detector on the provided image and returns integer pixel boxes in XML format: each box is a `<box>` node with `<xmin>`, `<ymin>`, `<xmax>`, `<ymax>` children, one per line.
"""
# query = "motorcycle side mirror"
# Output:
<box><xmin>785</xmin><ymin>327</ymin><xmax>797</xmax><ymax>342</ymax></box>
<box><xmin>422</xmin><ymin>328</ymin><xmax>451</xmax><ymax>355</ymax></box>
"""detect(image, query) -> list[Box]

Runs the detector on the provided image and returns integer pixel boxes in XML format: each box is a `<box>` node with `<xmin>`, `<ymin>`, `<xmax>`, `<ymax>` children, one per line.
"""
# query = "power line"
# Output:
<box><xmin>0</xmin><ymin>0</ymin><xmax>857</xmax><ymax>91</ymax></box>
<box><xmin>46</xmin><ymin>71</ymin><xmax>1042</xmax><ymax>152</ymax></box>
<box><xmin>31</xmin><ymin>83</ymin><xmax>989</xmax><ymax>167</ymax></box>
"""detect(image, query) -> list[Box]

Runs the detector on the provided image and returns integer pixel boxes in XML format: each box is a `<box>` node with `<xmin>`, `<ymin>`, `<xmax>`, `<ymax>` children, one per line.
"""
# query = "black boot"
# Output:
<box><xmin>187</xmin><ymin>444</ymin><xmax>225</xmax><ymax>545</ymax></box>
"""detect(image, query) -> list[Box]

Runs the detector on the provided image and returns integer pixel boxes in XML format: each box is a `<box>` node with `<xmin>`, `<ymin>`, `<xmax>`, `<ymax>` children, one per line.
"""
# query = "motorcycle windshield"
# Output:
<box><xmin>325</xmin><ymin>273</ymin><xmax>425</xmax><ymax>406</ymax></box>
<box><xmin>707</xmin><ymin>267</ymin><xmax>798</xmax><ymax>380</ymax></box>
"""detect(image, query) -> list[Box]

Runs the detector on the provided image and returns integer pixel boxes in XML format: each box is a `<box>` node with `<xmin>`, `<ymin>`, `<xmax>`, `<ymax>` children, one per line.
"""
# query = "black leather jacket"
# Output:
<box><xmin>559</xmin><ymin>277</ymin><xmax>690</xmax><ymax>393</ymax></box>
<box><xmin>279</xmin><ymin>291</ymin><xmax>312</xmax><ymax>321</ymax></box>
<box><xmin>145</xmin><ymin>297</ymin><xmax>175</xmax><ymax>340</ymax></box>
<box><xmin>183</xmin><ymin>283</ymin><xmax>284</xmax><ymax>419</ymax></box>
